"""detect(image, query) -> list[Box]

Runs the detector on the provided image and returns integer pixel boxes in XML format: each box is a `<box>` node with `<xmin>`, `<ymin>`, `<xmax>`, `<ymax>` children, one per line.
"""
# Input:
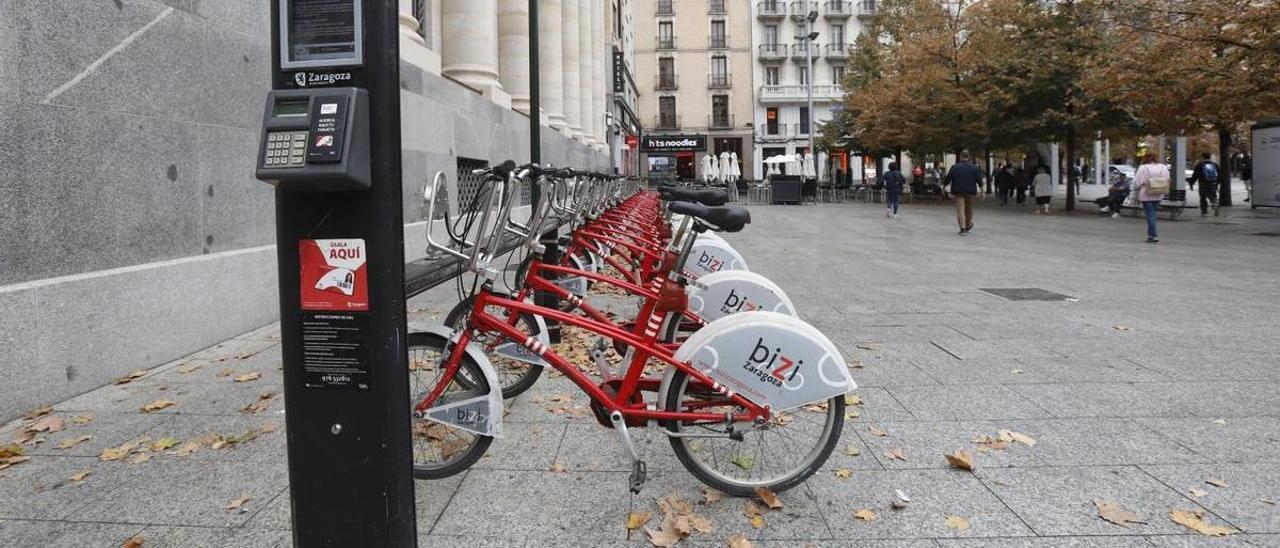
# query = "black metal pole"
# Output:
<box><xmin>529</xmin><ymin>0</ymin><xmax>561</xmax><ymax>342</ymax></box>
<box><xmin>270</xmin><ymin>1</ymin><xmax>415</xmax><ymax>546</ymax></box>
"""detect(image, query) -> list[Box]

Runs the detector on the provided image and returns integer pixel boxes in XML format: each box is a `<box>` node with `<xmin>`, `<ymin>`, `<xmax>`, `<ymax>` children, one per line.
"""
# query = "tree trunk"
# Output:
<box><xmin>1218</xmin><ymin>127</ymin><xmax>1233</xmax><ymax>207</ymax></box>
<box><xmin>1066</xmin><ymin>126</ymin><xmax>1076</xmax><ymax>211</ymax></box>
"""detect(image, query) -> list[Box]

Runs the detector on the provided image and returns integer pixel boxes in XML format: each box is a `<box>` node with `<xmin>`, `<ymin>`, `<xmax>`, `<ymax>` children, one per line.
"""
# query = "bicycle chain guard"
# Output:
<box><xmin>686</xmin><ymin>270</ymin><xmax>797</xmax><ymax>323</ymax></box>
<box><xmin>666</xmin><ymin>311</ymin><xmax>855</xmax><ymax>412</ymax></box>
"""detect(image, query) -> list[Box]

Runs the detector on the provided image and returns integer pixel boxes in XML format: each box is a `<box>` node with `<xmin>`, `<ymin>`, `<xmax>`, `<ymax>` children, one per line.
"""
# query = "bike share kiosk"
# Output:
<box><xmin>257</xmin><ymin>1</ymin><xmax>416</xmax><ymax>545</ymax></box>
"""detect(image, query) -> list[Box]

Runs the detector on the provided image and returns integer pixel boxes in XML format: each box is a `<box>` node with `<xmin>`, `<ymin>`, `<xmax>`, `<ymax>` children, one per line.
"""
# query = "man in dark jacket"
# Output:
<box><xmin>994</xmin><ymin>164</ymin><xmax>1013</xmax><ymax>205</ymax></box>
<box><xmin>1187</xmin><ymin>152</ymin><xmax>1221</xmax><ymax>217</ymax></box>
<box><xmin>944</xmin><ymin>150</ymin><xmax>983</xmax><ymax>235</ymax></box>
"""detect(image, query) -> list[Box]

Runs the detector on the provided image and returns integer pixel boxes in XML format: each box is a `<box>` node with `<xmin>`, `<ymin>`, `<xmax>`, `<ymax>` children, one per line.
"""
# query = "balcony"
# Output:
<box><xmin>857</xmin><ymin>0</ymin><xmax>876</xmax><ymax>18</ymax></box>
<box><xmin>791</xmin><ymin>42</ymin><xmax>815</xmax><ymax>60</ymax></box>
<box><xmin>654</xmin><ymin>115</ymin><xmax>682</xmax><ymax>130</ymax></box>
<box><xmin>656</xmin><ymin>36</ymin><xmax>677</xmax><ymax>50</ymax></box>
<box><xmin>824</xmin><ymin>43</ymin><xmax>850</xmax><ymax>60</ymax></box>
<box><xmin>656</xmin><ymin>74</ymin><xmax>678</xmax><ymax>90</ymax></box>
<box><xmin>657</xmin><ymin>0</ymin><xmax>674</xmax><ymax>16</ymax></box>
<box><xmin>757</xmin><ymin>0</ymin><xmax>786</xmax><ymax>19</ymax></box>
<box><xmin>708</xmin><ymin>113</ymin><xmax>735</xmax><ymax>129</ymax></box>
<box><xmin>790</xmin><ymin>1</ymin><xmax>818</xmax><ymax>20</ymax></box>
<box><xmin>757</xmin><ymin>83</ymin><xmax>844</xmax><ymax>103</ymax></box>
<box><xmin>793</xmin><ymin>123</ymin><xmax>814</xmax><ymax>136</ymax></box>
<box><xmin>758</xmin><ymin>43</ymin><xmax>787</xmax><ymax>62</ymax></box>
<box><xmin>709</xmin><ymin>34</ymin><xmax>729</xmax><ymax>49</ymax></box>
<box><xmin>708</xmin><ymin>73</ymin><xmax>732</xmax><ymax>89</ymax></box>
<box><xmin>709</xmin><ymin>0</ymin><xmax>727</xmax><ymax>14</ymax></box>
<box><xmin>759</xmin><ymin>123</ymin><xmax>789</xmax><ymax>140</ymax></box>
<box><xmin>823</xmin><ymin>0</ymin><xmax>853</xmax><ymax>18</ymax></box>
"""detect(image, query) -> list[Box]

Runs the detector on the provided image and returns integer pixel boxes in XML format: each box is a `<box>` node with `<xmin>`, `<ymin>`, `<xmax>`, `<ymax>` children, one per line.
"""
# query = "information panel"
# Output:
<box><xmin>280</xmin><ymin>0</ymin><xmax>363</xmax><ymax>69</ymax></box>
<box><xmin>1252</xmin><ymin>122</ymin><xmax>1280</xmax><ymax>208</ymax></box>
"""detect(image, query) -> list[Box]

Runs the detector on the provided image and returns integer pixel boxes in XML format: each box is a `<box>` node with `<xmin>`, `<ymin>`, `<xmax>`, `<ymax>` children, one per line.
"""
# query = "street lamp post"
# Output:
<box><xmin>796</xmin><ymin>9</ymin><xmax>819</xmax><ymax>170</ymax></box>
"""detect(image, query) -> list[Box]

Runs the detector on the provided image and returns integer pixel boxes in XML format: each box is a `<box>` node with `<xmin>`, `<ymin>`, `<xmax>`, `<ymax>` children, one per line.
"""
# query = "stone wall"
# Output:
<box><xmin>0</xmin><ymin>0</ymin><xmax>606</xmax><ymax>420</ymax></box>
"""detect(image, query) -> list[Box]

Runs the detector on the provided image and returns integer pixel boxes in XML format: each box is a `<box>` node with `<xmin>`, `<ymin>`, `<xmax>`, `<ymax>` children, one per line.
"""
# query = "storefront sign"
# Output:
<box><xmin>641</xmin><ymin>134</ymin><xmax>706</xmax><ymax>153</ymax></box>
<box><xmin>613</xmin><ymin>49</ymin><xmax>625</xmax><ymax>93</ymax></box>
<box><xmin>626</xmin><ymin>135</ymin><xmax>639</xmax><ymax>149</ymax></box>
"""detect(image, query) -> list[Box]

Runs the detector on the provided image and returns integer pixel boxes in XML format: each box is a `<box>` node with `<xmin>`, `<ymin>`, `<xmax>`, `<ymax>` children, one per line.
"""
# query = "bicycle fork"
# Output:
<box><xmin>608</xmin><ymin>410</ymin><xmax>647</xmax><ymax>494</ymax></box>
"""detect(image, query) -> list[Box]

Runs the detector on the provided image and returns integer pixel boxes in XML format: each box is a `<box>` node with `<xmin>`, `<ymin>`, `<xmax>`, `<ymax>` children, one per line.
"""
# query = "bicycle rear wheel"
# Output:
<box><xmin>408</xmin><ymin>332</ymin><xmax>493</xmax><ymax>479</ymax></box>
<box><xmin>663</xmin><ymin>369</ymin><xmax>843</xmax><ymax>497</ymax></box>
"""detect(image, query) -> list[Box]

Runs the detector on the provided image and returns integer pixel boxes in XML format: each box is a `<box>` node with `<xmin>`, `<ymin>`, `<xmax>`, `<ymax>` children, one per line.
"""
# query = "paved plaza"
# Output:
<box><xmin>2</xmin><ymin>192</ymin><xmax>1279</xmax><ymax>547</ymax></box>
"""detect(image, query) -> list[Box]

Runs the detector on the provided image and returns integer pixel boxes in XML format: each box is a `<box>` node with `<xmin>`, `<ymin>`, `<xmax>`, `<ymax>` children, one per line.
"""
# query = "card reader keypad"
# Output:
<box><xmin>264</xmin><ymin>131</ymin><xmax>307</xmax><ymax>168</ymax></box>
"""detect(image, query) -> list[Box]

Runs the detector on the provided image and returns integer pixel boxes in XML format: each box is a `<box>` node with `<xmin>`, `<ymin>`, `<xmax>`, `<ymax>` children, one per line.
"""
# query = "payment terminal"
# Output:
<box><xmin>255</xmin><ymin>87</ymin><xmax>371</xmax><ymax>190</ymax></box>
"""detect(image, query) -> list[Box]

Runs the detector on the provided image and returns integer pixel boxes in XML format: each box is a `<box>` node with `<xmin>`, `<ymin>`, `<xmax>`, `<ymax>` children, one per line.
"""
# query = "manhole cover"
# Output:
<box><xmin>980</xmin><ymin>288</ymin><xmax>1075</xmax><ymax>301</ymax></box>
<box><xmin>1254</xmin><ymin>232</ymin><xmax>1280</xmax><ymax>237</ymax></box>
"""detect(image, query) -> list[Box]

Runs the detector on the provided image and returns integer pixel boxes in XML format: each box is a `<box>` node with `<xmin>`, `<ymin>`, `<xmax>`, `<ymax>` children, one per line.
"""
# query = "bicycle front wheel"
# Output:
<box><xmin>663</xmin><ymin>369</ymin><xmax>844</xmax><ymax>497</ymax></box>
<box><xmin>408</xmin><ymin>331</ymin><xmax>494</xmax><ymax>480</ymax></box>
<box><xmin>444</xmin><ymin>295</ymin><xmax>543</xmax><ymax>399</ymax></box>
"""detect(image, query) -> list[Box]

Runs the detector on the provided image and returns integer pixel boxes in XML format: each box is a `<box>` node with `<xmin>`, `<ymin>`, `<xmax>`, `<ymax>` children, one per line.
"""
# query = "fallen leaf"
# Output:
<box><xmin>1261</xmin><ymin>498</ymin><xmax>1276</xmax><ymax>506</ymax></box>
<box><xmin>1205</xmin><ymin>478</ymin><xmax>1228</xmax><ymax>488</ymax></box>
<box><xmin>687</xmin><ymin>514</ymin><xmax>713</xmax><ymax>534</ymax></box>
<box><xmin>1169</xmin><ymin>508</ymin><xmax>1238</xmax><ymax>536</ymax></box>
<box><xmin>235</xmin><ymin>350</ymin><xmax>260</xmax><ymax>360</ymax></box>
<box><xmin>702</xmin><ymin>488</ymin><xmax>724</xmax><ymax>504</ymax></box>
<box><xmin>997</xmin><ymin>430</ymin><xmax>1037</xmax><ymax>447</ymax></box>
<box><xmin>944</xmin><ymin>515</ymin><xmax>971</xmax><ymax>531</ymax></box>
<box><xmin>216</xmin><ymin>368</ymin><xmax>235</xmax><ymax>377</ymax></box>
<box><xmin>726</xmin><ymin>533</ymin><xmax>753</xmax><ymax>548</ymax></box>
<box><xmin>71</xmin><ymin>415</ymin><xmax>93</xmax><ymax>425</ymax></box>
<box><xmin>730</xmin><ymin>454</ymin><xmax>755</xmax><ymax>470</ymax></box>
<box><xmin>1213</xmin><ymin>418</ymin><xmax>1227</xmax><ymax>425</ymax></box>
<box><xmin>625</xmin><ymin>510</ymin><xmax>652</xmax><ymax>530</ymax></box>
<box><xmin>1094</xmin><ymin>499</ymin><xmax>1146</xmax><ymax>527</ymax></box>
<box><xmin>1189</xmin><ymin>488</ymin><xmax>1209</xmax><ymax>497</ymax></box>
<box><xmin>657</xmin><ymin>493</ymin><xmax>694</xmax><ymax>516</ymax></box>
<box><xmin>57</xmin><ymin>435</ymin><xmax>93</xmax><ymax>450</ymax></box>
<box><xmin>846</xmin><ymin>359</ymin><xmax>865</xmax><ymax>369</ymax></box>
<box><xmin>226</xmin><ymin>496</ymin><xmax>251</xmax><ymax>513</ymax></box>
<box><xmin>744</xmin><ymin>502</ymin><xmax>766</xmax><ymax>529</ymax></box>
<box><xmin>69</xmin><ymin>470</ymin><xmax>90</xmax><ymax>484</ymax></box>
<box><xmin>754</xmin><ymin>487</ymin><xmax>783</xmax><ymax>509</ymax></box>
<box><xmin>1010</xmin><ymin>368</ymin><xmax>1024</xmax><ymax>374</ymax></box>
<box><xmin>141</xmin><ymin>399</ymin><xmax>175</xmax><ymax>413</ymax></box>
<box><xmin>100</xmin><ymin>436</ymin><xmax>151</xmax><ymax>461</ymax></box>
<box><xmin>856</xmin><ymin>342</ymin><xmax>884</xmax><ymax>351</ymax></box>
<box><xmin>1112</xmin><ymin>325</ymin><xmax>1134</xmax><ymax>332</ymax></box>
<box><xmin>853</xmin><ymin>508</ymin><xmax>877</xmax><ymax>521</ymax></box>
<box><xmin>845</xmin><ymin>394</ymin><xmax>863</xmax><ymax>406</ymax></box>
<box><xmin>891</xmin><ymin>499</ymin><xmax>909</xmax><ymax>510</ymax></box>
<box><xmin>843</xmin><ymin>443</ymin><xmax>862</xmax><ymax>456</ymax></box>
<box><xmin>845</xmin><ymin>408</ymin><xmax>862</xmax><ymax>420</ymax></box>
<box><xmin>945</xmin><ymin>449</ymin><xmax>975</xmax><ymax>471</ymax></box>
<box><xmin>241</xmin><ymin>392</ymin><xmax>276</xmax><ymax>415</ymax></box>
<box><xmin>868</xmin><ymin>426</ymin><xmax>889</xmax><ymax>437</ymax></box>
<box><xmin>26</xmin><ymin>415</ymin><xmax>65</xmax><ymax>434</ymax></box>
<box><xmin>22</xmin><ymin>406</ymin><xmax>53</xmax><ymax>420</ymax></box>
<box><xmin>549</xmin><ymin>462</ymin><xmax>567</xmax><ymax>473</ymax></box>
<box><xmin>834</xmin><ymin>468</ymin><xmax>853</xmax><ymax>479</ymax></box>
<box><xmin>885</xmin><ymin>447</ymin><xmax>906</xmax><ymax>461</ymax></box>
<box><xmin>123</xmin><ymin>535</ymin><xmax>144</xmax><ymax>548</ymax></box>
<box><xmin>114</xmin><ymin>370</ymin><xmax>147</xmax><ymax>385</ymax></box>
<box><xmin>645</xmin><ymin>515</ymin><xmax>683</xmax><ymax>547</ymax></box>
<box><xmin>234</xmin><ymin>372</ymin><xmax>262</xmax><ymax>383</ymax></box>
<box><xmin>151</xmin><ymin>438</ymin><xmax>181</xmax><ymax>451</ymax></box>
<box><xmin>176</xmin><ymin>363</ymin><xmax>202</xmax><ymax>374</ymax></box>
<box><xmin>128</xmin><ymin>453</ymin><xmax>152</xmax><ymax>465</ymax></box>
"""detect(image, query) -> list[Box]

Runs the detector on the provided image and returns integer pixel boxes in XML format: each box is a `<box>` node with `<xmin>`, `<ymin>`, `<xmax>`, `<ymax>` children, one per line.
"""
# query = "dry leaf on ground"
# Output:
<box><xmin>754</xmin><ymin>487</ymin><xmax>783</xmax><ymax>509</ymax></box>
<box><xmin>844</xmin><ymin>443</ymin><xmax>862</xmax><ymax>456</ymax></box>
<box><xmin>69</xmin><ymin>470</ymin><xmax>90</xmax><ymax>484</ymax></box>
<box><xmin>26</xmin><ymin>415</ymin><xmax>65</xmax><ymax>434</ymax></box>
<box><xmin>726</xmin><ymin>533</ymin><xmax>753</xmax><ymax>548</ymax></box>
<box><xmin>845</xmin><ymin>408</ymin><xmax>861</xmax><ymax>420</ymax></box>
<box><xmin>944</xmin><ymin>515</ymin><xmax>971</xmax><ymax>531</ymax></box>
<box><xmin>1262</xmin><ymin>498</ymin><xmax>1276</xmax><ymax>506</ymax></box>
<box><xmin>128</xmin><ymin>453</ymin><xmax>152</xmax><ymax>465</ymax></box>
<box><xmin>885</xmin><ymin>447</ymin><xmax>906</xmax><ymax>461</ymax></box>
<box><xmin>235</xmin><ymin>350</ymin><xmax>260</xmax><ymax>360</ymax></box>
<box><xmin>216</xmin><ymin>368</ymin><xmax>235</xmax><ymax>377</ymax></box>
<box><xmin>141</xmin><ymin>400</ymin><xmax>175</xmax><ymax>413</ymax></box>
<box><xmin>853</xmin><ymin>509</ymin><xmax>877</xmax><ymax>521</ymax></box>
<box><xmin>123</xmin><ymin>535</ymin><xmax>144</xmax><ymax>548</ymax></box>
<box><xmin>997</xmin><ymin>430</ymin><xmax>1037</xmax><ymax>447</ymax></box>
<box><xmin>1094</xmin><ymin>499</ymin><xmax>1146</xmax><ymax>527</ymax></box>
<box><xmin>1010</xmin><ymin>368</ymin><xmax>1024</xmax><ymax>374</ymax></box>
<box><xmin>57</xmin><ymin>435</ymin><xmax>93</xmax><ymax>450</ymax></box>
<box><xmin>22</xmin><ymin>406</ymin><xmax>53</xmax><ymax>420</ymax></box>
<box><xmin>834</xmin><ymin>468</ymin><xmax>853</xmax><ymax>479</ymax></box>
<box><xmin>1205</xmin><ymin>478</ymin><xmax>1228</xmax><ymax>488</ymax></box>
<box><xmin>847</xmin><ymin>359</ymin><xmax>865</xmax><ymax>369</ymax></box>
<box><xmin>1189</xmin><ymin>488</ymin><xmax>1208</xmax><ymax>498</ymax></box>
<box><xmin>1112</xmin><ymin>325</ymin><xmax>1134</xmax><ymax>332</ymax></box>
<box><xmin>242</xmin><ymin>392</ymin><xmax>276</xmax><ymax>415</ymax></box>
<box><xmin>868</xmin><ymin>426</ymin><xmax>889</xmax><ymax>437</ymax></box>
<box><xmin>234</xmin><ymin>372</ymin><xmax>262</xmax><ymax>383</ymax></box>
<box><xmin>626</xmin><ymin>510</ymin><xmax>652</xmax><ymax>530</ymax></box>
<box><xmin>115</xmin><ymin>370</ymin><xmax>147</xmax><ymax>385</ymax></box>
<box><xmin>1169</xmin><ymin>509</ymin><xmax>1238</xmax><ymax>536</ymax></box>
<box><xmin>226</xmin><ymin>496</ymin><xmax>251</xmax><ymax>513</ymax></box>
<box><xmin>702</xmin><ymin>488</ymin><xmax>724</xmax><ymax>504</ymax></box>
<box><xmin>645</xmin><ymin>513</ymin><xmax>686</xmax><ymax>547</ymax></box>
<box><xmin>945</xmin><ymin>449</ymin><xmax>974</xmax><ymax>471</ymax></box>
<box><xmin>845</xmin><ymin>394</ymin><xmax>863</xmax><ymax>406</ymax></box>
<box><xmin>856</xmin><ymin>342</ymin><xmax>884</xmax><ymax>351</ymax></box>
<box><xmin>176</xmin><ymin>363</ymin><xmax>202</xmax><ymax>374</ymax></box>
<box><xmin>151</xmin><ymin>438</ymin><xmax>181</xmax><ymax>451</ymax></box>
<box><xmin>744</xmin><ymin>501</ymin><xmax>766</xmax><ymax>529</ymax></box>
<box><xmin>549</xmin><ymin>462</ymin><xmax>567</xmax><ymax>473</ymax></box>
<box><xmin>71</xmin><ymin>415</ymin><xmax>93</xmax><ymax>425</ymax></box>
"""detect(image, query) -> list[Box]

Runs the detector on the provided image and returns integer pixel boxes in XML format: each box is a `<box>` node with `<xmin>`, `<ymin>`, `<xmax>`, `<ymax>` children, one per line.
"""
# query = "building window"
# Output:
<box><xmin>831</xmin><ymin>24</ymin><xmax>845</xmax><ymax>46</ymax></box>
<box><xmin>614</xmin><ymin>1</ymin><xmax>622</xmax><ymax>40</ymax></box>
<box><xmin>658</xmin><ymin>0</ymin><xmax>674</xmax><ymax>15</ymax></box>
<box><xmin>712</xmin><ymin>95</ymin><xmax>730</xmax><ymax>128</ymax></box>
<box><xmin>799</xmin><ymin>66</ymin><xmax>808</xmax><ymax>85</ymax></box>
<box><xmin>799</xmin><ymin>106</ymin><xmax>810</xmax><ymax>135</ymax></box>
<box><xmin>764</xmin><ymin>24</ymin><xmax>779</xmax><ymax>46</ymax></box>
<box><xmin>766</xmin><ymin>107</ymin><xmax>779</xmax><ymax>135</ymax></box>
<box><xmin>658</xmin><ymin>22</ymin><xmax>674</xmax><ymax>49</ymax></box>
<box><xmin>832</xmin><ymin>65</ymin><xmax>846</xmax><ymax>85</ymax></box>
<box><xmin>658</xmin><ymin>57</ymin><xmax>676</xmax><ymax>89</ymax></box>
<box><xmin>659</xmin><ymin>96</ymin><xmax>677</xmax><ymax>128</ymax></box>
<box><xmin>709</xmin><ymin>0</ymin><xmax>726</xmax><ymax>14</ymax></box>
<box><xmin>765</xmin><ymin>67</ymin><xmax>779</xmax><ymax>85</ymax></box>
<box><xmin>710</xmin><ymin>56</ymin><xmax>729</xmax><ymax>87</ymax></box>
<box><xmin>710</xmin><ymin>20</ymin><xmax>726</xmax><ymax>48</ymax></box>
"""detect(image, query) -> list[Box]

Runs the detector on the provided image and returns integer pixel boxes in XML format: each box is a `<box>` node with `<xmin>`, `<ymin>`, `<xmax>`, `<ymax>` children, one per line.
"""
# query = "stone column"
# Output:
<box><xmin>539</xmin><ymin>0</ymin><xmax>567</xmax><ymax>130</ymax></box>
<box><xmin>498</xmin><ymin>0</ymin><xmax>531</xmax><ymax>114</ymax></box>
<box><xmin>562</xmin><ymin>0</ymin><xmax>583</xmax><ymax>139</ymax></box>
<box><xmin>399</xmin><ymin>0</ymin><xmax>441</xmax><ymax>73</ymax></box>
<box><xmin>591</xmin><ymin>0</ymin><xmax>607</xmax><ymax>151</ymax></box>
<box><xmin>577</xmin><ymin>0</ymin><xmax>595</xmax><ymax>146</ymax></box>
<box><xmin>441</xmin><ymin>0</ymin><xmax>503</xmax><ymax>93</ymax></box>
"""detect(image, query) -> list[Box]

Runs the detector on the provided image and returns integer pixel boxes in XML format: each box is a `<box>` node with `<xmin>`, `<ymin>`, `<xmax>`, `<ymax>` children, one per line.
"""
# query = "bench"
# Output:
<box><xmin>1116</xmin><ymin>190</ymin><xmax>1193</xmax><ymax>221</ymax></box>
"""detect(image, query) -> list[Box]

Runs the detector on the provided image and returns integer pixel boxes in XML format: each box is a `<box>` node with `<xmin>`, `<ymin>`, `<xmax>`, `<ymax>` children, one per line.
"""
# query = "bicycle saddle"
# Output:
<box><xmin>659</xmin><ymin>187</ymin><xmax>729</xmax><ymax>207</ymax></box>
<box><xmin>667</xmin><ymin>202</ymin><xmax>750</xmax><ymax>233</ymax></box>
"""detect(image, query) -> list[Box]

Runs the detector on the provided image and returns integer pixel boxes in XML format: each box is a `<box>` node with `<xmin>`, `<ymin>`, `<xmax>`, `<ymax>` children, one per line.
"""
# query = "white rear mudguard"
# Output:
<box><xmin>414</xmin><ymin>324</ymin><xmax>504</xmax><ymax>438</ymax></box>
<box><xmin>687</xmin><ymin>270</ymin><xmax>797</xmax><ymax>322</ymax></box>
<box><xmin>659</xmin><ymin>311</ymin><xmax>855</xmax><ymax>412</ymax></box>
<box><xmin>684</xmin><ymin>239</ymin><xmax>749</xmax><ymax>280</ymax></box>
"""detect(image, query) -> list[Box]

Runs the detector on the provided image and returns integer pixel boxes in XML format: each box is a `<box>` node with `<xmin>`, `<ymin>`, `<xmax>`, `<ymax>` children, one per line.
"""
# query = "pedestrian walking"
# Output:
<box><xmin>1134</xmin><ymin>152</ymin><xmax>1170</xmax><ymax>243</ymax></box>
<box><xmin>1032</xmin><ymin>165</ymin><xmax>1053</xmax><ymax>214</ymax></box>
<box><xmin>883</xmin><ymin>162</ymin><xmax>906</xmax><ymax>219</ymax></box>
<box><xmin>943</xmin><ymin>150</ymin><xmax>983</xmax><ymax>236</ymax></box>
<box><xmin>1013</xmin><ymin>166</ymin><xmax>1029</xmax><ymax>204</ymax></box>
<box><xmin>995</xmin><ymin>163</ymin><xmax>1013</xmax><ymax>205</ymax></box>
<box><xmin>1187</xmin><ymin>152</ymin><xmax>1221</xmax><ymax>216</ymax></box>
<box><xmin>1241</xmin><ymin>152</ymin><xmax>1253</xmax><ymax>203</ymax></box>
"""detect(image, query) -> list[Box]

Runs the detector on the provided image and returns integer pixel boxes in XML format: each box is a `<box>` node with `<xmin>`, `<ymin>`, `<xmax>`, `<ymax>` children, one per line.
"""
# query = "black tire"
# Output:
<box><xmin>443</xmin><ymin>295</ymin><xmax>543</xmax><ymax>399</ymax></box>
<box><xmin>663</xmin><ymin>369</ymin><xmax>844</xmax><ymax>497</ymax></box>
<box><xmin>408</xmin><ymin>331</ymin><xmax>494</xmax><ymax>480</ymax></box>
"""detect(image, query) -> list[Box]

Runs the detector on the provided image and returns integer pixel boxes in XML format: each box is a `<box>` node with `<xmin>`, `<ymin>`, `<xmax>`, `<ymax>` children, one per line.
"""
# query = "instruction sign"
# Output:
<box><xmin>299</xmin><ymin>312</ymin><xmax>371</xmax><ymax>390</ymax></box>
<box><xmin>281</xmin><ymin>0</ymin><xmax>364</xmax><ymax>69</ymax></box>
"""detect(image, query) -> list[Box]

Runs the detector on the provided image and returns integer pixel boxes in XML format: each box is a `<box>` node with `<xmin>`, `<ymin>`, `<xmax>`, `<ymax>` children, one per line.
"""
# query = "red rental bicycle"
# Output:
<box><xmin>409</xmin><ymin>164</ymin><xmax>855</xmax><ymax>496</ymax></box>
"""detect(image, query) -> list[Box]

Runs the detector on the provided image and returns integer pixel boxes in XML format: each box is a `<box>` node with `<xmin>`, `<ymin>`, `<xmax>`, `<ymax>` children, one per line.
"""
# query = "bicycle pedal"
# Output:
<box><xmin>629</xmin><ymin>460</ymin><xmax>648</xmax><ymax>494</ymax></box>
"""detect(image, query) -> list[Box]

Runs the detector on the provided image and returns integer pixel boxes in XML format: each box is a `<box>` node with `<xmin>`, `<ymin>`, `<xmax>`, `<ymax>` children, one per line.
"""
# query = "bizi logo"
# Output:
<box><xmin>742</xmin><ymin>337</ymin><xmax>801</xmax><ymax>388</ymax></box>
<box><xmin>697</xmin><ymin>250</ymin><xmax>724</xmax><ymax>273</ymax></box>
<box><xmin>720</xmin><ymin>288</ymin><xmax>759</xmax><ymax>315</ymax></box>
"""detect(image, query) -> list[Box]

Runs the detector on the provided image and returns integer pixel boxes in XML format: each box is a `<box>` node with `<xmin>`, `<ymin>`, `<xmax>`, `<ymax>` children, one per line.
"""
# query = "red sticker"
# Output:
<box><xmin>299</xmin><ymin>239</ymin><xmax>369</xmax><ymax>311</ymax></box>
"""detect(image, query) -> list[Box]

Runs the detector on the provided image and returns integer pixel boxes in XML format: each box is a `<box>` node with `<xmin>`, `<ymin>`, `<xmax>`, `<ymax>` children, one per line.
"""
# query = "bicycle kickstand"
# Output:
<box><xmin>608</xmin><ymin>410</ymin><xmax>647</xmax><ymax>494</ymax></box>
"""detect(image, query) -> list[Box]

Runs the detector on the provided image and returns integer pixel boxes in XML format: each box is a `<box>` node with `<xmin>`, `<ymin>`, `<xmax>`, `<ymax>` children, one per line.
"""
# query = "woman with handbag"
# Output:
<box><xmin>1133</xmin><ymin>153</ymin><xmax>1170</xmax><ymax>243</ymax></box>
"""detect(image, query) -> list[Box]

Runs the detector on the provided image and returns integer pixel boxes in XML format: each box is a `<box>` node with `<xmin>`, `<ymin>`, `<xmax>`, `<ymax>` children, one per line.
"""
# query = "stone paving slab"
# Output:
<box><xmin>2</xmin><ymin>199</ymin><xmax>1279</xmax><ymax>546</ymax></box>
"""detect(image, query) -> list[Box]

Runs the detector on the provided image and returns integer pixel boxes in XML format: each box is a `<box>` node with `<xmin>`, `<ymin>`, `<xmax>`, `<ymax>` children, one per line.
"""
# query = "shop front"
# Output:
<box><xmin>641</xmin><ymin>134</ymin><xmax>707</xmax><ymax>183</ymax></box>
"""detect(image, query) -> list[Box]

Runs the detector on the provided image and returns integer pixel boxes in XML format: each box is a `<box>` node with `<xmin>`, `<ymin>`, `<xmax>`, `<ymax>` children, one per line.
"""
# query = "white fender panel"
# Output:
<box><xmin>668</xmin><ymin>311</ymin><xmax>854</xmax><ymax>412</ymax></box>
<box><xmin>412</xmin><ymin>324</ymin><xmax>504</xmax><ymax>438</ymax></box>
<box><xmin>687</xmin><ymin>270</ymin><xmax>797</xmax><ymax>322</ymax></box>
<box><xmin>684</xmin><ymin>239</ymin><xmax>749</xmax><ymax>279</ymax></box>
